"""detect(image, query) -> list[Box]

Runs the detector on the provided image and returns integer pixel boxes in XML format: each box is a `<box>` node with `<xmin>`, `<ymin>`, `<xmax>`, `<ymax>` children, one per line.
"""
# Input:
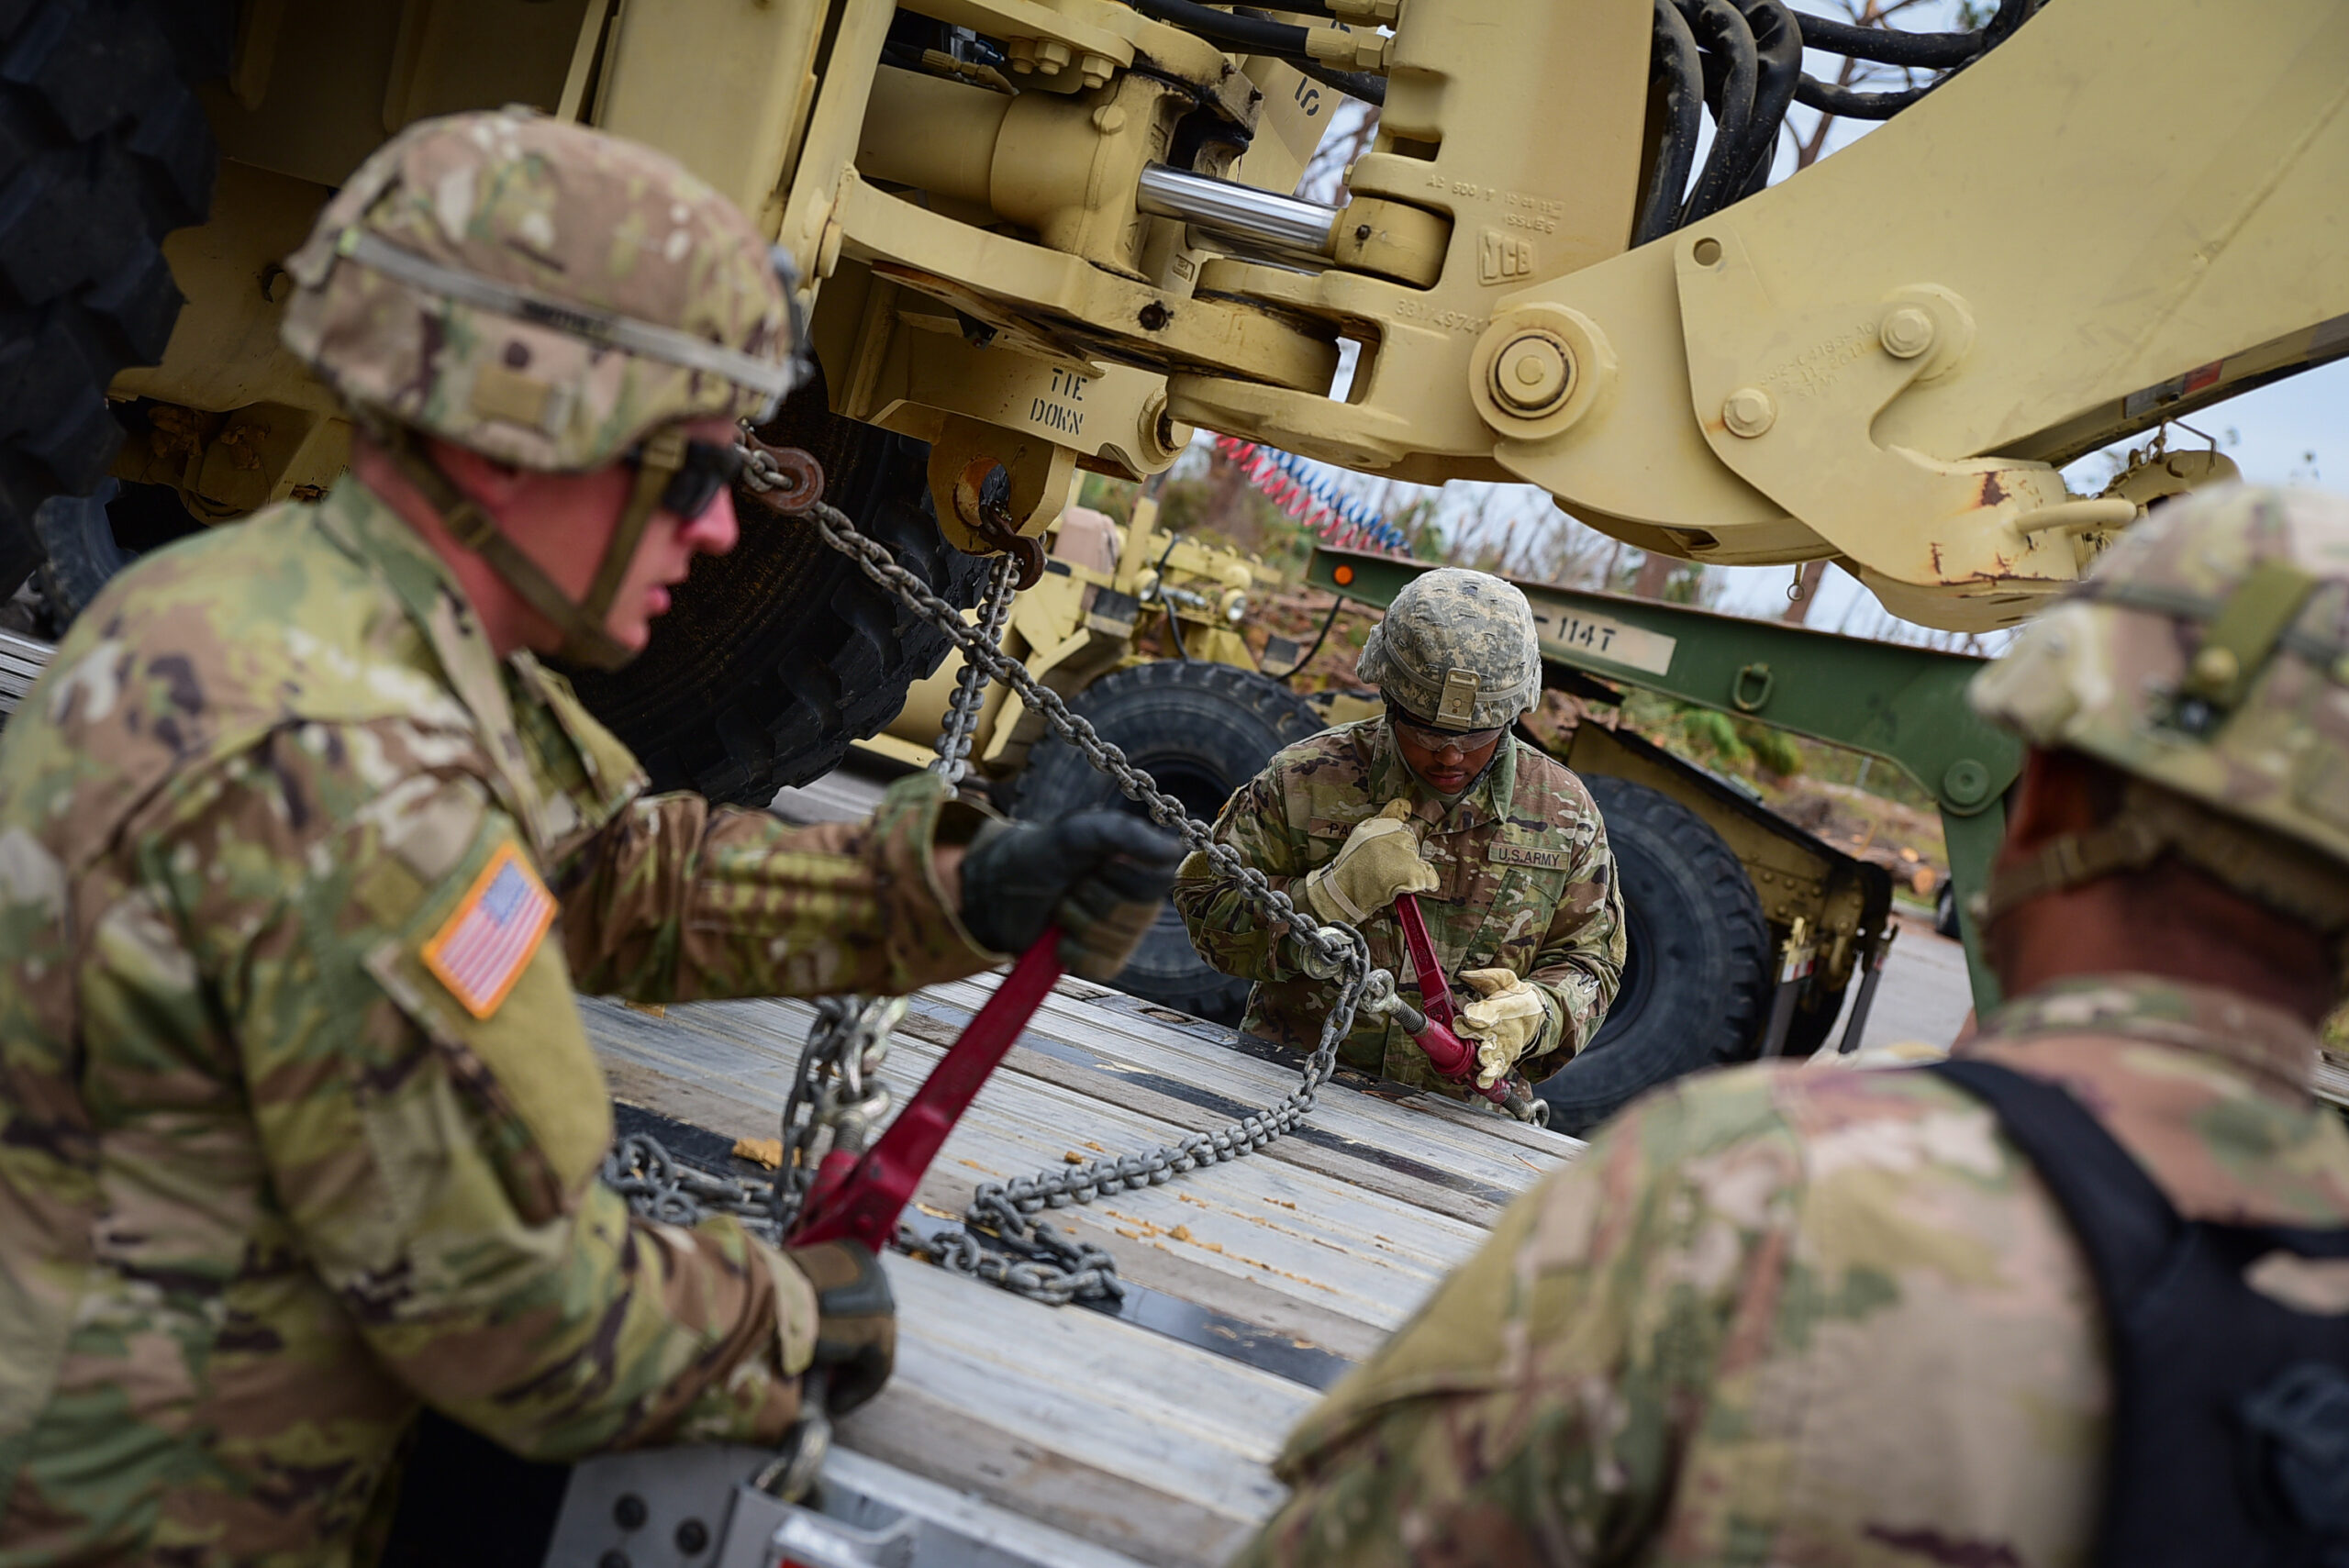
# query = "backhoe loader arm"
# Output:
<box><xmin>176</xmin><ymin>0</ymin><xmax>2342</xmax><ymax>631</ymax></box>
<box><xmin>743</xmin><ymin>0</ymin><xmax>2348</xmax><ymax>630</ymax></box>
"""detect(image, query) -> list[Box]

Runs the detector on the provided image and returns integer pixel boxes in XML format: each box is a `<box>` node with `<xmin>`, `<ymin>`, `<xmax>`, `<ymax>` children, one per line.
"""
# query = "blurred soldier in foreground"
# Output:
<box><xmin>1238</xmin><ymin>486</ymin><xmax>2349</xmax><ymax>1567</ymax></box>
<box><xmin>1174</xmin><ymin>568</ymin><xmax>1622</xmax><ymax>1101</ymax></box>
<box><xmin>0</xmin><ymin>112</ymin><xmax>1175</xmax><ymax>1565</ymax></box>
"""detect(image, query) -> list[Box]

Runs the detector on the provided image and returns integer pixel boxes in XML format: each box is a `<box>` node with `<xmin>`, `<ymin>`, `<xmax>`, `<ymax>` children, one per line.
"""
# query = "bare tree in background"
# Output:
<box><xmin>1297</xmin><ymin>98</ymin><xmax>1378</xmax><ymax>203</ymax></box>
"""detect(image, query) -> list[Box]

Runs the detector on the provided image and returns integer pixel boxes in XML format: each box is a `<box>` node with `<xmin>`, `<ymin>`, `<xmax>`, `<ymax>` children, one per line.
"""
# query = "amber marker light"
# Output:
<box><xmin>1333</xmin><ymin>564</ymin><xmax>1354</xmax><ymax>584</ymax></box>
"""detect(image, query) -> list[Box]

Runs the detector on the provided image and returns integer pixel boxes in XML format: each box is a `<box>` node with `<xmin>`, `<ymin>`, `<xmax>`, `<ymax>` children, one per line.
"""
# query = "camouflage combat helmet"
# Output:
<box><xmin>1971</xmin><ymin>484</ymin><xmax>2349</xmax><ymax>938</ymax></box>
<box><xmin>280</xmin><ymin>109</ymin><xmax>803</xmax><ymax>669</ymax></box>
<box><xmin>1357</xmin><ymin>567</ymin><xmax>1542</xmax><ymax>730</ymax></box>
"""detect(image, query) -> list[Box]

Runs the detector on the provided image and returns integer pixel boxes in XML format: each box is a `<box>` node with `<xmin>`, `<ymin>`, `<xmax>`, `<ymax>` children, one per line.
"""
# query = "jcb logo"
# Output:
<box><xmin>1479</xmin><ymin>229</ymin><xmax>1535</xmax><ymax>284</ymax></box>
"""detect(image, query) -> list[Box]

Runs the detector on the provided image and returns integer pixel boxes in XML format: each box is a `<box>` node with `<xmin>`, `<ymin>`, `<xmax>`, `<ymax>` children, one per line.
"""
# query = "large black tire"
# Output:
<box><xmin>562</xmin><ymin>396</ymin><xmax>991</xmax><ymax>804</ymax></box>
<box><xmin>1536</xmin><ymin>774</ymin><xmax>1770</xmax><ymax>1135</ymax></box>
<box><xmin>1016</xmin><ymin>660</ymin><xmax>1325</xmax><ymax>1024</ymax></box>
<box><xmin>0</xmin><ymin>0</ymin><xmax>229</xmax><ymax>587</ymax></box>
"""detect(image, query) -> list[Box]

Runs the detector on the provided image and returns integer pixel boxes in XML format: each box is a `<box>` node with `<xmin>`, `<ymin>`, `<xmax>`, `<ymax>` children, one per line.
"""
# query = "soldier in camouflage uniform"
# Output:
<box><xmin>0</xmin><ymin>112</ymin><xmax>1175</xmax><ymax>1565</ymax></box>
<box><xmin>1235</xmin><ymin>484</ymin><xmax>2349</xmax><ymax>1567</ymax></box>
<box><xmin>1174</xmin><ymin>568</ymin><xmax>1622</xmax><ymax>1096</ymax></box>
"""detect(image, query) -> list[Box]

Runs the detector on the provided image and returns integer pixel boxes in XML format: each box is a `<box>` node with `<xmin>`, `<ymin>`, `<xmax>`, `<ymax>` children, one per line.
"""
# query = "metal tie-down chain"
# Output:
<box><xmin>604</xmin><ymin>442</ymin><xmax>1388</xmax><ymax>1307</ymax></box>
<box><xmin>933</xmin><ymin>551</ymin><xmax>1020</xmax><ymax>787</ymax></box>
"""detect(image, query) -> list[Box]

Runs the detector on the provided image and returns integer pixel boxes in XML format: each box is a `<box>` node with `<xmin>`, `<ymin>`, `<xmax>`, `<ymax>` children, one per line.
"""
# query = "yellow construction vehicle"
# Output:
<box><xmin>861</xmin><ymin>491</ymin><xmax>1291</xmax><ymax>782</ymax></box>
<box><xmin>17</xmin><ymin>0</ymin><xmax>2341</xmax><ymax>807</ymax></box>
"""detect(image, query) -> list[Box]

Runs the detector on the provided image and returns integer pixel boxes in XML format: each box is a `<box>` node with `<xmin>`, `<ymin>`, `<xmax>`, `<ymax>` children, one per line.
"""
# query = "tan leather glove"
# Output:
<box><xmin>1301</xmin><ymin>800</ymin><xmax>1440</xmax><ymax>923</ymax></box>
<box><xmin>1455</xmin><ymin>968</ymin><xmax>1549</xmax><ymax>1088</ymax></box>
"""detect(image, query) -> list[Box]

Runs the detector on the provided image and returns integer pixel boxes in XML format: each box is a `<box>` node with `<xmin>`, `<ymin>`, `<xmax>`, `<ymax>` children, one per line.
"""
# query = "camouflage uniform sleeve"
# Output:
<box><xmin>1171</xmin><ymin>764</ymin><xmax>1316</xmax><ymax>984</ymax></box>
<box><xmin>1521</xmin><ymin>795</ymin><xmax>1624</xmax><ymax>1071</ymax></box>
<box><xmin>161</xmin><ymin>730</ymin><xmax>821</xmax><ymax>1459</ymax></box>
<box><xmin>555</xmin><ymin>772</ymin><xmax>1001</xmax><ymax>1003</ymax></box>
<box><xmin>1232</xmin><ymin>1077</ymin><xmax>1800</xmax><ymax>1568</ymax></box>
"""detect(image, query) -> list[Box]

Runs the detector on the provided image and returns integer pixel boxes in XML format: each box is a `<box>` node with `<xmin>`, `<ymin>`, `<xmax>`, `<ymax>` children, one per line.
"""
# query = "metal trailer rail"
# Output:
<box><xmin>0</xmin><ymin>629</ymin><xmax>47</xmax><ymax>717</ymax></box>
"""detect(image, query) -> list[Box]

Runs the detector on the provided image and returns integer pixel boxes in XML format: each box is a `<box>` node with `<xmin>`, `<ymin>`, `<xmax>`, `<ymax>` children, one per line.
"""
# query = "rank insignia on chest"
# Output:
<box><xmin>1489</xmin><ymin>843</ymin><xmax>1566</xmax><ymax>870</ymax></box>
<box><xmin>423</xmin><ymin>842</ymin><xmax>556</xmax><ymax>1018</ymax></box>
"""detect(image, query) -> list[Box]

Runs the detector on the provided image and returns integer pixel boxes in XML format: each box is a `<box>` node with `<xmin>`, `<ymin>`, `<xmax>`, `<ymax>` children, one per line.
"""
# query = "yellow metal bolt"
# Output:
<box><xmin>1007</xmin><ymin>37</ymin><xmax>1038</xmax><ymax>72</ymax></box>
<box><xmin>1722</xmin><ymin>385</ymin><xmax>1776</xmax><ymax>438</ymax></box>
<box><xmin>1092</xmin><ymin>104</ymin><xmax>1127</xmax><ymax>134</ymax></box>
<box><xmin>1491</xmin><ymin>334</ymin><xmax>1570</xmax><ymax>414</ymax></box>
<box><xmin>1034</xmin><ymin>39</ymin><xmax>1073</xmax><ymax>74</ymax></box>
<box><xmin>1080</xmin><ymin>52</ymin><xmax>1115</xmax><ymax>89</ymax></box>
<box><xmin>1880</xmin><ymin>306</ymin><xmax>1935</xmax><ymax>360</ymax></box>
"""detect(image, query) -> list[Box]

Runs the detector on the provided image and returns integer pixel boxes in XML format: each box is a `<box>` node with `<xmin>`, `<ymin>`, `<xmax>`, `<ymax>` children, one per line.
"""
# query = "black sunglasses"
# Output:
<box><xmin>625</xmin><ymin>439</ymin><xmax>745</xmax><ymax>520</ymax></box>
<box><xmin>1389</xmin><ymin>711</ymin><xmax>1506</xmax><ymax>751</ymax></box>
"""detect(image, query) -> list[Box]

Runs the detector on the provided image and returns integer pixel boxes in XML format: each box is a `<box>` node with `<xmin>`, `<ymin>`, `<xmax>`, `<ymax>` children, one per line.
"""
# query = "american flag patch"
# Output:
<box><xmin>421</xmin><ymin>843</ymin><xmax>556</xmax><ymax>1019</ymax></box>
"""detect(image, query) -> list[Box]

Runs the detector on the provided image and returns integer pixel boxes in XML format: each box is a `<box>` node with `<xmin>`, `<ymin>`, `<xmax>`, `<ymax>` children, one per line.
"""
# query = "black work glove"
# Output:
<box><xmin>959</xmin><ymin>811</ymin><xmax>1185</xmax><ymax>980</ymax></box>
<box><xmin>786</xmin><ymin>1239</ymin><xmax>896</xmax><ymax>1416</ymax></box>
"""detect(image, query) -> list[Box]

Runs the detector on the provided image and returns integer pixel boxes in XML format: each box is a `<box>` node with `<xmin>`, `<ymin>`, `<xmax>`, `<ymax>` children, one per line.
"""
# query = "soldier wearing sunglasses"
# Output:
<box><xmin>1174</xmin><ymin>568</ymin><xmax>1623</xmax><ymax>1102</ymax></box>
<box><xmin>0</xmin><ymin>112</ymin><xmax>1182</xmax><ymax>1562</ymax></box>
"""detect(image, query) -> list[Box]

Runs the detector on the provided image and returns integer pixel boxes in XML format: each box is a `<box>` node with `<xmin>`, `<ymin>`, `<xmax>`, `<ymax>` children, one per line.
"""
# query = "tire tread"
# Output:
<box><xmin>1536</xmin><ymin>773</ymin><xmax>1771</xmax><ymax>1134</ymax></box>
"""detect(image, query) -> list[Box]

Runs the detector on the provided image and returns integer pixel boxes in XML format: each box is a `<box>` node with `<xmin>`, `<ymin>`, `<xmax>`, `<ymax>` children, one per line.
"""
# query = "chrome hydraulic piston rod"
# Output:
<box><xmin>1134</xmin><ymin>164</ymin><xmax>1341</xmax><ymax>259</ymax></box>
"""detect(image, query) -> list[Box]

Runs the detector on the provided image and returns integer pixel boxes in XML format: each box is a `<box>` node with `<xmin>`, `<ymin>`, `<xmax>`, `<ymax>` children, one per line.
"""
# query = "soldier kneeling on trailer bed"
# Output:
<box><xmin>0</xmin><ymin>111</ymin><xmax>1179</xmax><ymax>1563</ymax></box>
<box><xmin>1174</xmin><ymin>567</ymin><xmax>1624</xmax><ymax>1103</ymax></box>
<box><xmin>1238</xmin><ymin>485</ymin><xmax>2349</xmax><ymax>1568</ymax></box>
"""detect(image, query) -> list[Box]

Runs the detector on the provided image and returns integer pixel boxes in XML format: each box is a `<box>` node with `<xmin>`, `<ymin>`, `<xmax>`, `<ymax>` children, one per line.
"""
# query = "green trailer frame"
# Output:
<box><xmin>1306</xmin><ymin>545</ymin><xmax>2018</xmax><ymax>1014</ymax></box>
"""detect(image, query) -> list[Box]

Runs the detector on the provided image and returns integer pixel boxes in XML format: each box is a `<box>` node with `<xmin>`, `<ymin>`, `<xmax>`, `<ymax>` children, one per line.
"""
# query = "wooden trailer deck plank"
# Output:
<box><xmin>591</xmin><ymin>1004</ymin><xmax>1487</xmax><ymax>1331</ymax></box>
<box><xmin>836</xmin><ymin>1258</ymin><xmax>1311</xmax><ymax>1567</ymax></box>
<box><xmin>577</xmin><ymin>972</ymin><xmax>1578</xmax><ymax>1563</ymax></box>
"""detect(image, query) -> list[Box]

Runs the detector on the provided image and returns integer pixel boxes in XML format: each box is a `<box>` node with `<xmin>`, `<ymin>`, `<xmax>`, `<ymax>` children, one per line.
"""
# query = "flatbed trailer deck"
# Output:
<box><xmin>556</xmin><ymin>970</ymin><xmax>1579</xmax><ymax>1567</ymax></box>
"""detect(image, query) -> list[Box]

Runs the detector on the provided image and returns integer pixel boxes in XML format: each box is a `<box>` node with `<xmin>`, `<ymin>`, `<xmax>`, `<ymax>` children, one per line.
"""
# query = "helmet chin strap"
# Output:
<box><xmin>369</xmin><ymin>421</ymin><xmax>682</xmax><ymax>671</ymax></box>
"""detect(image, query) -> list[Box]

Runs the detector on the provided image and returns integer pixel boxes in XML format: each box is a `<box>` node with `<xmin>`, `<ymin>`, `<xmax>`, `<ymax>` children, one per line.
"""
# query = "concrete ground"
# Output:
<box><xmin>772</xmin><ymin>754</ymin><xmax>1983</xmax><ymax>1057</ymax></box>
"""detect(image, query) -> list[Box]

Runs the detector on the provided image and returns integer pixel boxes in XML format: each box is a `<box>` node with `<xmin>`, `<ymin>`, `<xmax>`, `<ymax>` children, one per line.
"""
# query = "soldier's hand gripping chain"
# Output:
<box><xmin>1455</xmin><ymin>968</ymin><xmax>1550</xmax><ymax>1088</ymax></box>
<box><xmin>1302</xmin><ymin>800</ymin><xmax>1441</xmax><ymax>923</ymax></box>
<box><xmin>961</xmin><ymin>812</ymin><xmax>1186</xmax><ymax>979</ymax></box>
<box><xmin>786</xmin><ymin>1239</ymin><xmax>898</xmax><ymax>1415</ymax></box>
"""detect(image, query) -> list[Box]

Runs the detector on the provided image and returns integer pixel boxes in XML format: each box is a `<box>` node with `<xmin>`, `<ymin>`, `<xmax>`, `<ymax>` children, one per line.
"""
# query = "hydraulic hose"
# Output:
<box><xmin>1793</xmin><ymin>74</ymin><xmax>1937</xmax><ymax>119</ymax></box>
<box><xmin>1729</xmin><ymin>0</ymin><xmax>1801</xmax><ymax>200</ymax></box>
<box><xmin>1787</xmin><ymin>0</ymin><xmax>2040</xmax><ymax>122</ymax></box>
<box><xmin>1151</xmin><ymin>534</ymin><xmax>1190</xmax><ymax>662</ymax></box>
<box><xmin>1130</xmin><ymin>0</ymin><xmax>1314</xmax><ymax>55</ymax></box>
<box><xmin>1268</xmin><ymin>593</ymin><xmax>1346</xmax><ymax>684</ymax></box>
<box><xmin>1673</xmin><ymin>0</ymin><xmax>1757</xmax><ymax>227</ymax></box>
<box><xmin>1787</xmin><ymin>8</ymin><xmax>1981</xmax><ymax>68</ymax></box>
<box><xmin>1295</xmin><ymin>59</ymin><xmax>1386</xmax><ymax>105</ymax></box>
<box><xmin>1134</xmin><ymin>0</ymin><xmax>1388</xmax><ymax>104</ymax></box>
<box><xmin>1632</xmin><ymin>0</ymin><xmax>1703</xmax><ymax>247</ymax></box>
